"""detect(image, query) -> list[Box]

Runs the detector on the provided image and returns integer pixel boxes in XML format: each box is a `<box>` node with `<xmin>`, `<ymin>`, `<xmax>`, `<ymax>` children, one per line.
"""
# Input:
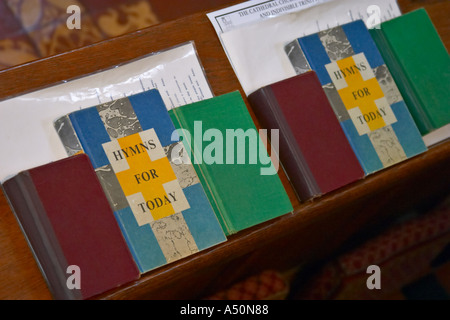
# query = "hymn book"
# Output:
<box><xmin>369</xmin><ymin>8</ymin><xmax>450</xmax><ymax>139</ymax></box>
<box><xmin>285</xmin><ymin>20</ymin><xmax>427</xmax><ymax>175</ymax></box>
<box><xmin>54</xmin><ymin>89</ymin><xmax>226</xmax><ymax>273</ymax></box>
<box><xmin>169</xmin><ymin>91</ymin><xmax>293</xmax><ymax>235</ymax></box>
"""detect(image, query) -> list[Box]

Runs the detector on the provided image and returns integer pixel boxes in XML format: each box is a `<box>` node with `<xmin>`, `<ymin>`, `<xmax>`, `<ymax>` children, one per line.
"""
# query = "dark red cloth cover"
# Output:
<box><xmin>3</xmin><ymin>154</ymin><xmax>139</xmax><ymax>299</ymax></box>
<box><xmin>249</xmin><ymin>71</ymin><xmax>364</xmax><ymax>200</ymax></box>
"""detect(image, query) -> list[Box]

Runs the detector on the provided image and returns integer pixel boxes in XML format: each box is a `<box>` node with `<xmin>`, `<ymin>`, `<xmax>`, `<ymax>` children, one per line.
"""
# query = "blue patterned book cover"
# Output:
<box><xmin>285</xmin><ymin>20</ymin><xmax>427</xmax><ymax>175</ymax></box>
<box><xmin>54</xmin><ymin>89</ymin><xmax>226</xmax><ymax>273</ymax></box>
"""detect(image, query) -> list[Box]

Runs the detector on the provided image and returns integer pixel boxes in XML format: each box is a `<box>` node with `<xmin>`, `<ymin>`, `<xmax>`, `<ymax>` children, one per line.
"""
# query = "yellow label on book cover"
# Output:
<box><xmin>102</xmin><ymin>129</ymin><xmax>190</xmax><ymax>225</ymax></box>
<box><xmin>325</xmin><ymin>53</ymin><xmax>397</xmax><ymax>135</ymax></box>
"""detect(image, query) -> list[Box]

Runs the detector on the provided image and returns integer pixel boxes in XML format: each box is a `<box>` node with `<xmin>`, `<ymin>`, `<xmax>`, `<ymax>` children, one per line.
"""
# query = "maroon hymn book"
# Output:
<box><xmin>2</xmin><ymin>154</ymin><xmax>140</xmax><ymax>299</ymax></box>
<box><xmin>248</xmin><ymin>71</ymin><xmax>364</xmax><ymax>201</ymax></box>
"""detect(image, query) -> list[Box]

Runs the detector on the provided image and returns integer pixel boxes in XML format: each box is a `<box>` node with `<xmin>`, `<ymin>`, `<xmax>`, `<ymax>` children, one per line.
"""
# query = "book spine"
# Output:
<box><xmin>248</xmin><ymin>87</ymin><xmax>321</xmax><ymax>201</ymax></box>
<box><xmin>2</xmin><ymin>174</ymin><xmax>80</xmax><ymax>300</ymax></box>
<box><xmin>284</xmin><ymin>39</ymin><xmax>311</xmax><ymax>75</ymax></box>
<box><xmin>370</xmin><ymin>28</ymin><xmax>434</xmax><ymax>134</ymax></box>
<box><xmin>63</xmin><ymin>113</ymin><xmax>100</xmax><ymax>161</ymax></box>
<box><xmin>53</xmin><ymin>115</ymin><xmax>83</xmax><ymax>156</ymax></box>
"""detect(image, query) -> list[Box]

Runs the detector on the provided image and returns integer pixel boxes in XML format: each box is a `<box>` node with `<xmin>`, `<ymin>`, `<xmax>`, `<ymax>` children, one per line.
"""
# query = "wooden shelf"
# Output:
<box><xmin>0</xmin><ymin>0</ymin><xmax>448</xmax><ymax>300</ymax></box>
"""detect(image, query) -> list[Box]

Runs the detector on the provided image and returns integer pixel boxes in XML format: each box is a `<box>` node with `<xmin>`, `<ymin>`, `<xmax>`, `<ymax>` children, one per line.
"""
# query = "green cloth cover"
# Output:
<box><xmin>370</xmin><ymin>8</ymin><xmax>450</xmax><ymax>135</ymax></box>
<box><xmin>169</xmin><ymin>91</ymin><xmax>293</xmax><ymax>235</ymax></box>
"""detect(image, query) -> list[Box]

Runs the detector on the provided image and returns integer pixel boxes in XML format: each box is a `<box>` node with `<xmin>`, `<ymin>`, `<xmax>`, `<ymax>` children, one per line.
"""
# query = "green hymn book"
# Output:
<box><xmin>370</xmin><ymin>8</ymin><xmax>450</xmax><ymax>136</ymax></box>
<box><xmin>169</xmin><ymin>91</ymin><xmax>293</xmax><ymax>235</ymax></box>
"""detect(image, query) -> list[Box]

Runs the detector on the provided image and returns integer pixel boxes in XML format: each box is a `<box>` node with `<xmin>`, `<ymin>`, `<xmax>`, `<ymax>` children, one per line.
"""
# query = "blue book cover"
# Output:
<box><xmin>54</xmin><ymin>89</ymin><xmax>226</xmax><ymax>273</ymax></box>
<box><xmin>285</xmin><ymin>20</ymin><xmax>427</xmax><ymax>175</ymax></box>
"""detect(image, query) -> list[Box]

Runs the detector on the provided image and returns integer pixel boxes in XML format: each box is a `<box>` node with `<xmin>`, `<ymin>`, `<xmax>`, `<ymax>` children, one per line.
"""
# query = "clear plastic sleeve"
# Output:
<box><xmin>0</xmin><ymin>41</ymin><xmax>213</xmax><ymax>183</ymax></box>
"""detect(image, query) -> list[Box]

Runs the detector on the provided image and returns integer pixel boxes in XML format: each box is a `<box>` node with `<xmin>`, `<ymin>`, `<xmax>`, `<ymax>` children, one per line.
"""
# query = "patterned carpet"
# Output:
<box><xmin>291</xmin><ymin>195</ymin><xmax>450</xmax><ymax>300</ymax></box>
<box><xmin>204</xmin><ymin>194</ymin><xmax>450</xmax><ymax>300</ymax></box>
<box><xmin>0</xmin><ymin>0</ymin><xmax>235</xmax><ymax>71</ymax></box>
